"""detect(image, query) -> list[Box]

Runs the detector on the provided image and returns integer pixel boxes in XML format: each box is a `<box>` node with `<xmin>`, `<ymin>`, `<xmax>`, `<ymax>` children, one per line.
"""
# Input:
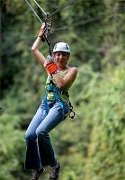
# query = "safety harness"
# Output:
<box><xmin>43</xmin><ymin>79</ymin><xmax>75</xmax><ymax>119</ymax></box>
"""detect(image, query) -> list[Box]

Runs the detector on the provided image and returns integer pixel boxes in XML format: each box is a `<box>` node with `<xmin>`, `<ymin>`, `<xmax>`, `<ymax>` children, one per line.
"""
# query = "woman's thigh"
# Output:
<box><xmin>36</xmin><ymin>103</ymin><xmax>64</xmax><ymax>135</ymax></box>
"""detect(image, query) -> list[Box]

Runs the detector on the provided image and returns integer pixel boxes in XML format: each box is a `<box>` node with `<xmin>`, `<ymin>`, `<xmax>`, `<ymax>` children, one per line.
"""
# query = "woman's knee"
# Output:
<box><xmin>36</xmin><ymin>128</ymin><xmax>49</xmax><ymax>138</ymax></box>
<box><xmin>24</xmin><ymin>131</ymin><xmax>37</xmax><ymax>141</ymax></box>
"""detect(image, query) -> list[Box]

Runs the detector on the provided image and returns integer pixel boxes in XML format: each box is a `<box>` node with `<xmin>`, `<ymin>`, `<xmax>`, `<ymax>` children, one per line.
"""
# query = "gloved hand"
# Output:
<box><xmin>44</xmin><ymin>56</ymin><xmax>58</xmax><ymax>75</ymax></box>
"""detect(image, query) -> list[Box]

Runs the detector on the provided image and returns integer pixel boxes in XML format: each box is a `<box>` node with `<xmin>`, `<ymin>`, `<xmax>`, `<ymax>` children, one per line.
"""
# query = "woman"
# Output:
<box><xmin>24</xmin><ymin>23</ymin><xmax>77</xmax><ymax>180</ymax></box>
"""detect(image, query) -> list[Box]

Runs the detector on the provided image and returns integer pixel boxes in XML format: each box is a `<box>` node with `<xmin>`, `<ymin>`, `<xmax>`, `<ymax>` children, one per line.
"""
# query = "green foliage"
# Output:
<box><xmin>0</xmin><ymin>107</ymin><xmax>25</xmax><ymax>180</ymax></box>
<box><xmin>1</xmin><ymin>0</ymin><xmax>125</xmax><ymax>179</ymax></box>
<box><xmin>84</xmin><ymin>65</ymin><xmax>125</xmax><ymax>180</ymax></box>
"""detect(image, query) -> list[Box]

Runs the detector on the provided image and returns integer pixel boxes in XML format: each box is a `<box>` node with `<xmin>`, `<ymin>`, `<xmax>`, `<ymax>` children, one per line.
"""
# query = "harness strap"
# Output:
<box><xmin>43</xmin><ymin>83</ymin><xmax>75</xmax><ymax>119</ymax></box>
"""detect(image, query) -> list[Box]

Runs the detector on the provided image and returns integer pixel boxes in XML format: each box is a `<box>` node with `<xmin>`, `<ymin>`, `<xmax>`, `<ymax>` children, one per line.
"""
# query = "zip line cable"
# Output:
<box><xmin>24</xmin><ymin>0</ymin><xmax>75</xmax><ymax>23</ymax></box>
<box><xmin>33</xmin><ymin>0</ymin><xmax>47</xmax><ymax>16</ymax></box>
<box><xmin>46</xmin><ymin>0</ymin><xmax>75</xmax><ymax>19</ymax></box>
<box><xmin>24</xmin><ymin>0</ymin><xmax>125</xmax><ymax>34</ymax></box>
<box><xmin>24</xmin><ymin>0</ymin><xmax>43</xmax><ymax>23</ymax></box>
<box><xmin>7</xmin><ymin>12</ymin><xmax>120</xmax><ymax>38</ymax></box>
<box><xmin>24</xmin><ymin>0</ymin><xmax>75</xmax><ymax>55</ymax></box>
<box><xmin>52</xmin><ymin>7</ymin><xmax>125</xmax><ymax>33</ymax></box>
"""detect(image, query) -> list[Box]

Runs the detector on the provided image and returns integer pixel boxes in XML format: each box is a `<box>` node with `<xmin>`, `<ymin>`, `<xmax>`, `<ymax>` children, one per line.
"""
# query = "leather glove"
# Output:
<box><xmin>44</xmin><ymin>56</ymin><xmax>58</xmax><ymax>75</ymax></box>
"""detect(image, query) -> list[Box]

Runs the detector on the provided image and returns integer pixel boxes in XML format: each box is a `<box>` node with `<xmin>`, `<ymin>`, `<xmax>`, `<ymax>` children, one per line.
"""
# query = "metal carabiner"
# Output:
<box><xmin>69</xmin><ymin>110</ymin><xmax>75</xmax><ymax>119</ymax></box>
<box><xmin>68</xmin><ymin>101</ymin><xmax>75</xmax><ymax>119</ymax></box>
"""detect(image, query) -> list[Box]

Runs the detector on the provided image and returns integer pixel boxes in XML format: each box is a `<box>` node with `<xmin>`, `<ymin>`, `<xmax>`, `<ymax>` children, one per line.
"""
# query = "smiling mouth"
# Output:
<box><xmin>58</xmin><ymin>59</ymin><xmax>65</xmax><ymax>62</ymax></box>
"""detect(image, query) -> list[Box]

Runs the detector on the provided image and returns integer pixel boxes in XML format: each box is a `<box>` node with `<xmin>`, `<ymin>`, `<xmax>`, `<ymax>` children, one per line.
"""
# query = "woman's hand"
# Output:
<box><xmin>38</xmin><ymin>23</ymin><xmax>46</xmax><ymax>37</ymax></box>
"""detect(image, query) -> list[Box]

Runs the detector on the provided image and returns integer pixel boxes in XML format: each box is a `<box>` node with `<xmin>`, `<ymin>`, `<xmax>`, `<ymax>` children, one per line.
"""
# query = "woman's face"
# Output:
<box><xmin>54</xmin><ymin>51</ymin><xmax>70</xmax><ymax>69</ymax></box>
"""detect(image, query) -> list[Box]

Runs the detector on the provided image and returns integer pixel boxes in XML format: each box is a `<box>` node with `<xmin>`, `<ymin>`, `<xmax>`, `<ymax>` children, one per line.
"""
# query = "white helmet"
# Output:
<box><xmin>53</xmin><ymin>42</ymin><xmax>70</xmax><ymax>53</ymax></box>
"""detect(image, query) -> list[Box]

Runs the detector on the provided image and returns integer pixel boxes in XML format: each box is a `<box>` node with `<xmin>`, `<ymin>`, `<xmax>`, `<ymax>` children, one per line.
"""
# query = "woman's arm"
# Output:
<box><xmin>31</xmin><ymin>24</ymin><xmax>46</xmax><ymax>66</ymax></box>
<box><xmin>52</xmin><ymin>67</ymin><xmax>77</xmax><ymax>89</ymax></box>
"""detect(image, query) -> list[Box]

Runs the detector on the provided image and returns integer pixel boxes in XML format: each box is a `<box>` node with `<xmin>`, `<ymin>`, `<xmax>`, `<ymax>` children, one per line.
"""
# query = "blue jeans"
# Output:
<box><xmin>24</xmin><ymin>100</ymin><xmax>69</xmax><ymax>170</ymax></box>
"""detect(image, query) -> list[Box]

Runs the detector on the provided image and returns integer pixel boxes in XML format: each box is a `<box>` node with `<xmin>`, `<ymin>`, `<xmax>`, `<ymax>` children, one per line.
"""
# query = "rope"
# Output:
<box><xmin>52</xmin><ymin>7</ymin><xmax>125</xmax><ymax>33</ymax></box>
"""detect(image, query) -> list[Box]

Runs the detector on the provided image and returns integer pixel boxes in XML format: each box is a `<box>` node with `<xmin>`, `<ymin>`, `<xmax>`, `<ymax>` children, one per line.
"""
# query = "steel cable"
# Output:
<box><xmin>33</xmin><ymin>0</ymin><xmax>47</xmax><ymax>16</ymax></box>
<box><xmin>52</xmin><ymin>7</ymin><xmax>125</xmax><ymax>33</ymax></box>
<box><xmin>46</xmin><ymin>0</ymin><xmax>75</xmax><ymax>19</ymax></box>
<box><xmin>24</xmin><ymin>0</ymin><xmax>43</xmax><ymax>23</ymax></box>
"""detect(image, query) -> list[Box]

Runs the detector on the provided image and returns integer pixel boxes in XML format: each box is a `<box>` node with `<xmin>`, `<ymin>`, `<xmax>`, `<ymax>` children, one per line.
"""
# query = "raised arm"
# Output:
<box><xmin>31</xmin><ymin>24</ymin><xmax>46</xmax><ymax>66</ymax></box>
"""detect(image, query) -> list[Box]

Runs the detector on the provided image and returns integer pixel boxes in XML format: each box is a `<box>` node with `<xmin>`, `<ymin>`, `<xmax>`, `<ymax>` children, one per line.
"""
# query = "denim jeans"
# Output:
<box><xmin>24</xmin><ymin>100</ymin><xmax>69</xmax><ymax>170</ymax></box>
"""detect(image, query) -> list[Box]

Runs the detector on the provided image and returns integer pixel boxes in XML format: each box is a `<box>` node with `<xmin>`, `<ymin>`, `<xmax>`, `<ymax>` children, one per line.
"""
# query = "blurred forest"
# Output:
<box><xmin>1</xmin><ymin>0</ymin><xmax>125</xmax><ymax>180</ymax></box>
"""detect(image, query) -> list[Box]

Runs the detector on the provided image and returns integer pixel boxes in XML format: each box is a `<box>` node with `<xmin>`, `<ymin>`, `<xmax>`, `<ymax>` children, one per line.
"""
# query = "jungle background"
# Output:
<box><xmin>1</xmin><ymin>0</ymin><xmax>125</xmax><ymax>179</ymax></box>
